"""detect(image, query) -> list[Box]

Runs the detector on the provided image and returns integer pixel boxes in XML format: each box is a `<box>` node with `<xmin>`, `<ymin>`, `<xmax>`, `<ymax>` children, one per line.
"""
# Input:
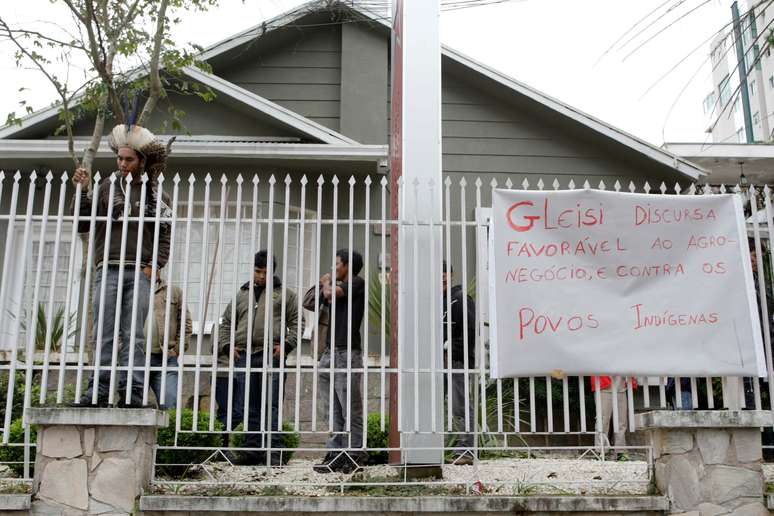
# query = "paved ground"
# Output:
<box><xmin>152</xmin><ymin>457</ymin><xmax>652</xmax><ymax>496</ymax></box>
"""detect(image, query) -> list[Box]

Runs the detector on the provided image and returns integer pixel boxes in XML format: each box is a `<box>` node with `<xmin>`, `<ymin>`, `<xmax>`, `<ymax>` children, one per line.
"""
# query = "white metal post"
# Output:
<box><xmin>392</xmin><ymin>0</ymin><xmax>444</xmax><ymax>465</ymax></box>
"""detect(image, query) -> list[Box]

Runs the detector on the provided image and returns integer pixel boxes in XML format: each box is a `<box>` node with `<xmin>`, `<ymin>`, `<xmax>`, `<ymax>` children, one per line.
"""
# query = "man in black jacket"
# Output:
<box><xmin>442</xmin><ymin>261</ymin><xmax>476</xmax><ymax>465</ymax></box>
<box><xmin>313</xmin><ymin>249</ymin><xmax>366</xmax><ymax>474</ymax></box>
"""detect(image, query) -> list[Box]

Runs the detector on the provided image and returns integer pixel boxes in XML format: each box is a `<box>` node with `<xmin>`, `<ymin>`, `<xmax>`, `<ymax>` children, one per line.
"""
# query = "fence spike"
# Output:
<box><xmin>733</xmin><ymin>184</ymin><xmax>741</xmax><ymax>194</ymax></box>
<box><xmin>459</xmin><ymin>176</ymin><xmax>467</xmax><ymax>188</ymax></box>
<box><xmin>764</xmin><ymin>184</ymin><xmax>771</xmax><ymax>196</ymax></box>
<box><xmin>521</xmin><ymin>178</ymin><xmax>529</xmax><ymax>189</ymax></box>
<box><xmin>286</xmin><ymin>174</ymin><xmax>293</xmax><ymax>186</ymax></box>
<box><xmin>474</xmin><ymin>177</ymin><xmax>482</xmax><ymax>188</ymax></box>
<box><xmin>659</xmin><ymin>182</ymin><xmax>666</xmax><ymax>194</ymax></box>
<box><xmin>331</xmin><ymin>175</ymin><xmax>339</xmax><ymax>186</ymax></box>
<box><xmin>505</xmin><ymin>178</ymin><xmax>513</xmax><ymax>189</ymax></box>
<box><xmin>60</xmin><ymin>171</ymin><xmax>69</xmax><ymax>183</ymax></box>
<box><xmin>0</xmin><ymin>171</ymin><xmax>5</xmax><ymax>181</ymax></box>
<box><xmin>188</xmin><ymin>173</ymin><xmax>196</xmax><ymax>185</ymax></box>
<box><xmin>643</xmin><ymin>181</ymin><xmax>651</xmax><ymax>194</ymax></box>
<box><xmin>490</xmin><ymin>178</ymin><xmax>498</xmax><ymax>189</ymax></box>
<box><xmin>364</xmin><ymin>175</ymin><xmax>372</xmax><ymax>186</ymax></box>
<box><xmin>552</xmin><ymin>178</ymin><xmax>560</xmax><ymax>190</ymax></box>
<box><xmin>349</xmin><ymin>175</ymin><xmax>357</xmax><ymax>186</ymax></box>
<box><xmin>628</xmin><ymin>181</ymin><xmax>636</xmax><ymax>193</ymax></box>
<box><xmin>614</xmin><ymin>180</ymin><xmax>621</xmax><ymax>192</ymax></box>
<box><xmin>674</xmin><ymin>182</ymin><xmax>681</xmax><ymax>194</ymax></box>
<box><xmin>582</xmin><ymin>179</ymin><xmax>591</xmax><ymax>189</ymax></box>
<box><xmin>236</xmin><ymin>174</ymin><xmax>244</xmax><ymax>184</ymax></box>
<box><xmin>444</xmin><ymin>176</ymin><xmax>452</xmax><ymax>186</ymax></box>
<box><xmin>269</xmin><ymin>174</ymin><xmax>277</xmax><ymax>185</ymax></box>
<box><xmin>317</xmin><ymin>174</ymin><xmax>325</xmax><ymax>186</ymax></box>
<box><xmin>29</xmin><ymin>170</ymin><xmax>38</xmax><ymax>182</ymax></box>
<box><xmin>598</xmin><ymin>180</ymin><xmax>606</xmax><ymax>190</ymax></box>
<box><xmin>204</xmin><ymin>173</ymin><xmax>212</xmax><ymax>183</ymax></box>
<box><xmin>537</xmin><ymin>178</ymin><xmax>545</xmax><ymax>190</ymax></box>
<box><xmin>719</xmin><ymin>184</ymin><xmax>727</xmax><ymax>194</ymax></box>
<box><xmin>687</xmin><ymin>183</ymin><xmax>696</xmax><ymax>195</ymax></box>
<box><xmin>703</xmin><ymin>184</ymin><xmax>713</xmax><ymax>195</ymax></box>
<box><xmin>567</xmin><ymin>179</ymin><xmax>576</xmax><ymax>189</ymax></box>
<box><xmin>218</xmin><ymin>173</ymin><xmax>226</xmax><ymax>185</ymax></box>
<box><xmin>381</xmin><ymin>176</ymin><xmax>388</xmax><ymax>187</ymax></box>
<box><xmin>13</xmin><ymin>170</ymin><xmax>21</xmax><ymax>181</ymax></box>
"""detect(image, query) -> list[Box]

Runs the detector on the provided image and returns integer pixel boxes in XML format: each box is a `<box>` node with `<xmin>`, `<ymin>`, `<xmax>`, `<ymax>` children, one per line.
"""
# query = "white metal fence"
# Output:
<box><xmin>0</xmin><ymin>170</ymin><xmax>772</xmax><ymax>488</ymax></box>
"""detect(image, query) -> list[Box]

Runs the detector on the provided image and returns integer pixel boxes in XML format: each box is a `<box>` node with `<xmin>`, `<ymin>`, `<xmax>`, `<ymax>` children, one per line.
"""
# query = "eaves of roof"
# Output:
<box><xmin>0</xmin><ymin>138</ymin><xmax>387</xmax><ymax>161</ymax></box>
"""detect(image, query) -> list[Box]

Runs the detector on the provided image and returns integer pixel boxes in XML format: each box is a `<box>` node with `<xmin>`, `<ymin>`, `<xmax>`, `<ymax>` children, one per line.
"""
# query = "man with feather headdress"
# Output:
<box><xmin>72</xmin><ymin>124</ymin><xmax>172</xmax><ymax>407</ymax></box>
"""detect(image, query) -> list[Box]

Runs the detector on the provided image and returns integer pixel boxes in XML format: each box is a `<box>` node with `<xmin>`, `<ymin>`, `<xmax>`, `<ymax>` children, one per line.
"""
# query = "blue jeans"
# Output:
<box><xmin>149</xmin><ymin>354</ymin><xmax>179</xmax><ymax>409</ymax></box>
<box><xmin>84</xmin><ymin>265</ymin><xmax>150</xmax><ymax>404</ymax></box>
<box><xmin>215</xmin><ymin>352</ymin><xmax>282</xmax><ymax>451</ymax></box>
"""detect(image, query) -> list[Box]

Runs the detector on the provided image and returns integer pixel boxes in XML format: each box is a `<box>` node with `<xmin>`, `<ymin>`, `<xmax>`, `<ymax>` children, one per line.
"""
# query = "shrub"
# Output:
<box><xmin>228</xmin><ymin>421</ymin><xmax>299</xmax><ymax>461</ymax></box>
<box><xmin>367</xmin><ymin>413</ymin><xmax>389</xmax><ymax>465</ymax></box>
<box><xmin>156</xmin><ymin>409</ymin><xmax>223</xmax><ymax>478</ymax></box>
<box><xmin>0</xmin><ymin>418</ymin><xmax>36</xmax><ymax>477</ymax></box>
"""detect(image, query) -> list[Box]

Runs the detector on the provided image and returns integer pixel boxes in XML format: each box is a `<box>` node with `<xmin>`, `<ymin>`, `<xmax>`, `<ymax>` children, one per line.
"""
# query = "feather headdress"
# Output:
<box><xmin>107</xmin><ymin>124</ymin><xmax>169</xmax><ymax>180</ymax></box>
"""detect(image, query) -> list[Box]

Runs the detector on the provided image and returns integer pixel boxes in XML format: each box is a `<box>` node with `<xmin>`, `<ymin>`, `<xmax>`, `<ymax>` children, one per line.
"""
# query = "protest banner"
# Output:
<box><xmin>488</xmin><ymin>188</ymin><xmax>766</xmax><ymax>378</ymax></box>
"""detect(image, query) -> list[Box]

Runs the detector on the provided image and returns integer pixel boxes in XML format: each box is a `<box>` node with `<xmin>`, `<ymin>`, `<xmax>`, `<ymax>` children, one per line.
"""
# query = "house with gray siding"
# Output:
<box><xmin>0</xmin><ymin>0</ymin><xmax>705</xmax><ymax>387</ymax></box>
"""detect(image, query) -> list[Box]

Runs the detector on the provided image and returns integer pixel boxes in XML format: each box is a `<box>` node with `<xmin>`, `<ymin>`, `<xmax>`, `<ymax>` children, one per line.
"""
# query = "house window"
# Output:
<box><xmin>1</xmin><ymin>224</ymin><xmax>83</xmax><ymax>352</ymax></box>
<box><xmin>719</xmin><ymin>75</ymin><xmax>732</xmax><ymax>106</ymax></box>
<box><xmin>703</xmin><ymin>91</ymin><xmax>717</xmax><ymax>115</ymax></box>
<box><xmin>167</xmin><ymin>201</ymin><xmax>317</xmax><ymax>331</ymax></box>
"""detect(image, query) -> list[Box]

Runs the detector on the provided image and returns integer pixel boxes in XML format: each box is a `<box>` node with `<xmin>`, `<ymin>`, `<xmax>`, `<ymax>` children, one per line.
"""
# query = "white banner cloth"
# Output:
<box><xmin>488</xmin><ymin>189</ymin><xmax>765</xmax><ymax>378</ymax></box>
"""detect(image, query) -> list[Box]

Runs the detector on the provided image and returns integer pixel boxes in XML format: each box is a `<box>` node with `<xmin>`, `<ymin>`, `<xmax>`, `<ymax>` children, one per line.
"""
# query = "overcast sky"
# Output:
<box><xmin>0</xmin><ymin>0</ymin><xmax>734</xmax><ymax>146</ymax></box>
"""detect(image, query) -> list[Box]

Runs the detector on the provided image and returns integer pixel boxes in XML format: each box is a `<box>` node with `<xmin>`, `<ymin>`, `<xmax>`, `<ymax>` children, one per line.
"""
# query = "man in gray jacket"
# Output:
<box><xmin>216</xmin><ymin>250</ymin><xmax>298</xmax><ymax>465</ymax></box>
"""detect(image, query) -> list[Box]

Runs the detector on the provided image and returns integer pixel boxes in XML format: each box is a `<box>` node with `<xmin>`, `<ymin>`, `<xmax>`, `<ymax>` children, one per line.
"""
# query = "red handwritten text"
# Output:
<box><xmin>506</xmin><ymin>199</ymin><xmax>604</xmax><ymax>233</ymax></box>
<box><xmin>506</xmin><ymin>237</ymin><xmax>626</xmax><ymax>258</ymax></box>
<box><xmin>631</xmin><ymin>303</ymin><xmax>719</xmax><ymax>329</ymax></box>
<box><xmin>518</xmin><ymin>307</ymin><xmax>599</xmax><ymax>340</ymax></box>
<box><xmin>634</xmin><ymin>205</ymin><xmax>717</xmax><ymax>226</ymax></box>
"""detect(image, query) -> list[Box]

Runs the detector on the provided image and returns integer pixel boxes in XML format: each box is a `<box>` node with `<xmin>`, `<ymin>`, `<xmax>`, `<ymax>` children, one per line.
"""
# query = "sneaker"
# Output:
<box><xmin>329</xmin><ymin>452</ymin><xmax>367</xmax><ymax>474</ymax></box>
<box><xmin>71</xmin><ymin>395</ymin><xmax>110</xmax><ymax>408</ymax></box>
<box><xmin>313</xmin><ymin>452</ymin><xmax>337</xmax><ymax>474</ymax></box>
<box><xmin>447</xmin><ymin>452</ymin><xmax>474</xmax><ymax>465</ymax></box>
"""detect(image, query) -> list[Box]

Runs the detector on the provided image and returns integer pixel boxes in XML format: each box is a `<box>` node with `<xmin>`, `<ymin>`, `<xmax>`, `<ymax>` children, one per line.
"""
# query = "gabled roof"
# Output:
<box><xmin>181</xmin><ymin>66</ymin><xmax>356</xmax><ymax>145</ymax></box>
<box><xmin>0</xmin><ymin>0</ymin><xmax>706</xmax><ymax>181</ymax></box>
<box><xmin>0</xmin><ymin>48</ymin><xmax>357</xmax><ymax>145</ymax></box>
<box><xmin>197</xmin><ymin>0</ymin><xmax>706</xmax><ymax>180</ymax></box>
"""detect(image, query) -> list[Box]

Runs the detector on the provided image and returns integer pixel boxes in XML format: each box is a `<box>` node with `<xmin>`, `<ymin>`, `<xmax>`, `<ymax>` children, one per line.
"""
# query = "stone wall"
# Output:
<box><xmin>32</xmin><ymin>425</ymin><xmax>155</xmax><ymax>514</ymax></box>
<box><xmin>25</xmin><ymin>408</ymin><xmax>167</xmax><ymax>516</ymax></box>
<box><xmin>637</xmin><ymin>410</ymin><xmax>772</xmax><ymax>516</ymax></box>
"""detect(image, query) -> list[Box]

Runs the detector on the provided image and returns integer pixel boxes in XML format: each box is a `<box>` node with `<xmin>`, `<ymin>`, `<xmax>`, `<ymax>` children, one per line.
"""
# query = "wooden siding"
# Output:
<box><xmin>217</xmin><ymin>26</ymin><xmax>342</xmax><ymax>132</ymax></box>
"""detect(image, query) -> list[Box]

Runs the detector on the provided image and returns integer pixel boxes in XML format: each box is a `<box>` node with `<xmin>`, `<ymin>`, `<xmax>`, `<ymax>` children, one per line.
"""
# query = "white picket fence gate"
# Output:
<box><xmin>0</xmin><ymin>170</ymin><xmax>772</xmax><ymax>489</ymax></box>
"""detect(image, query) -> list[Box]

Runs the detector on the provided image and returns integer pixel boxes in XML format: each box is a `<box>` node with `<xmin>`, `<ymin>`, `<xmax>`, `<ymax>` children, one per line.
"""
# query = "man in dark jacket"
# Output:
<box><xmin>442</xmin><ymin>261</ymin><xmax>476</xmax><ymax>465</ymax></box>
<box><xmin>313</xmin><ymin>249</ymin><xmax>366</xmax><ymax>474</ymax></box>
<box><xmin>73</xmin><ymin>124</ymin><xmax>171</xmax><ymax>407</ymax></box>
<box><xmin>216</xmin><ymin>250</ymin><xmax>298</xmax><ymax>465</ymax></box>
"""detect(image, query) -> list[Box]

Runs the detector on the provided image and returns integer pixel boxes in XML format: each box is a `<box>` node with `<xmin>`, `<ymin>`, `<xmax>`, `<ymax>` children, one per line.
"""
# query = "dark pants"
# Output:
<box><xmin>215</xmin><ymin>352</ymin><xmax>283</xmax><ymax>452</ymax></box>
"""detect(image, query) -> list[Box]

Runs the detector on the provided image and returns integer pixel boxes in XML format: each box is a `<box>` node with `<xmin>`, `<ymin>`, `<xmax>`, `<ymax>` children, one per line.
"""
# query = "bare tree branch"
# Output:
<box><xmin>0</xmin><ymin>27</ymin><xmax>85</xmax><ymax>50</ymax></box>
<box><xmin>0</xmin><ymin>16</ymin><xmax>78</xmax><ymax>166</ymax></box>
<box><xmin>137</xmin><ymin>0</ymin><xmax>169</xmax><ymax>126</ymax></box>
